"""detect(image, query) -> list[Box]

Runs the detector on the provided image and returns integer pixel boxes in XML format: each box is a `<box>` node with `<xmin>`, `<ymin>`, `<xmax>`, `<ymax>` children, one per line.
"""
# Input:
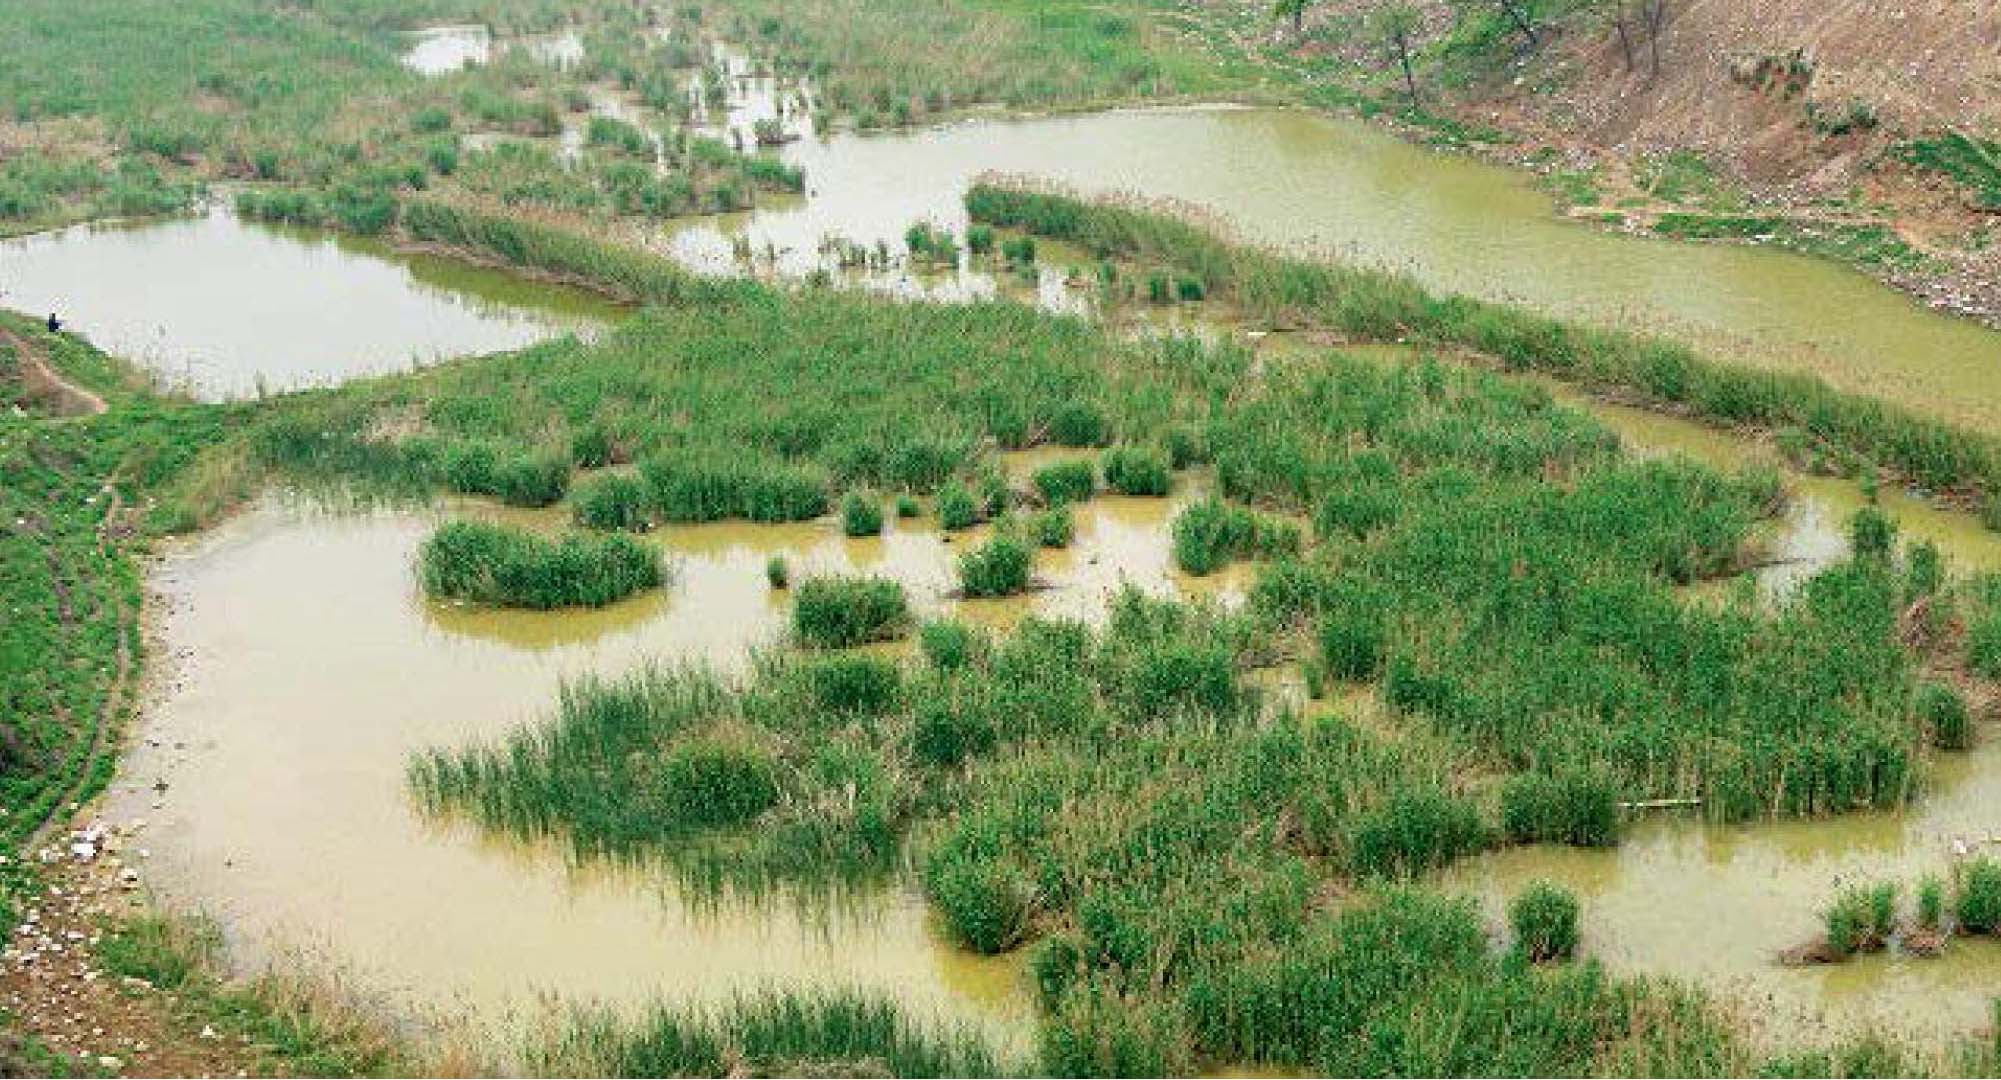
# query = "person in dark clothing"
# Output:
<box><xmin>45</xmin><ymin>313</ymin><xmax>61</xmax><ymax>334</ymax></box>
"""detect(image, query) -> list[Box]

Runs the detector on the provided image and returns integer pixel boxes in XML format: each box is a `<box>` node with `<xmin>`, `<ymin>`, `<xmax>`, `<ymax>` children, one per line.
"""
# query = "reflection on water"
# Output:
<box><xmin>0</xmin><ymin>205</ymin><xmax>619</xmax><ymax>400</ymax></box>
<box><xmin>109</xmin><ymin>454</ymin><xmax>1240</xmax><ymax>1049</ymax></box>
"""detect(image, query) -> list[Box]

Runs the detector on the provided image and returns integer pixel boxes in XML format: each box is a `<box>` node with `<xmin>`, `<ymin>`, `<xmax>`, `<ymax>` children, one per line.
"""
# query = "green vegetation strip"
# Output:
<box><xmin>965</xmin><ymin>181</ymin><xmax>2001</xmax><ymax>501</ymax></box>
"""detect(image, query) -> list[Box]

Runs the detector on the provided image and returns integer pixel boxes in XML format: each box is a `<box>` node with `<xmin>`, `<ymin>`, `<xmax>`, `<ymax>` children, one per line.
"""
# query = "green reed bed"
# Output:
<box><xmin>966</xmin><ymin>181</ymin><xmax>2001</xmax><ymax>500</ymax></box>
<box><xmin>792</xmin><ymin>576</ymin><xmax>910</xmax><ymax>648</ymax></box>
<box><xmin>417</xmin><ymin>520</ymin><xmax>661</xmax><ymax>609</ymax></box>
<box><xmin>531</xmin><ymin>989</ymin><xmax>1004</xmax><ymax>1078</ymax></box>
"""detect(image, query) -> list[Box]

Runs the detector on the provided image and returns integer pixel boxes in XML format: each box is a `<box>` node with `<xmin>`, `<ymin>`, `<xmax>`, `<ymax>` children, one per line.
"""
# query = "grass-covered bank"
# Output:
<box><xmin>965</xmin><ymin>182</ymin><xmax>2001</xmax><ymax>509</ymax></box>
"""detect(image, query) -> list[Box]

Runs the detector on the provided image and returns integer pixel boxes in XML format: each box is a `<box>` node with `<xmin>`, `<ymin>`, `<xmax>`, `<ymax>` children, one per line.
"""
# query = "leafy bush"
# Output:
<box><xmin>1033</xmin><ymin>460</ymin><xmax>1095</xmax><ymax>506</ymax></box>
<box><xmin>1172</xmin><ymin>498</ymin><xmax>1300</xmax><ymax>575</ymax></box>
<box><xmin>1918</xmin><ymin>680</ymin><xmax>1972</xmax><ymax>751</ymax></box>
<box><xmin>792</xmin><ymin>577</ymin><xmax>910</xmax><ymax>647</ymax></box>
<box><xmin>1101</xmin><ymin>446</ymin><xmax>1170</xmax><ymax>496</ymax></box>
<box><xmin>418</xmin><ymin>521</ymin><xmax>661</xmax><ymax>609</ymax></box>
<box><xmin>1509</xmin><ymin>881</ymin><xmax>1579</xmax><ymax>963</ymax></box>
<box><xmin>936</xmin><ymin>481</ymin><xmax>979</xmax><ymax>531</ymax></box>
<box><xmin>959</xmin><ymin>535</ymin><xmax>1032</xmax><ymax>597</ymax></box>
<box><xmin>841</xmin><ymin>492</ymin><xmax>884</xmax><ymax>537</ymax></box>
<box><xmin>1346</xmin><ymin>789</ymin><xmax>1490</xmax><ymax>877</ymax></box>
<box><xmin>1033</xmin><ymin>507</ymin><xmax>1075</xmax><ymax>548</ymax></box>
<box><xmin>1958</xmin><ymin>858</ymin><xmax>2001</xmax><ymax>934</ymax></box>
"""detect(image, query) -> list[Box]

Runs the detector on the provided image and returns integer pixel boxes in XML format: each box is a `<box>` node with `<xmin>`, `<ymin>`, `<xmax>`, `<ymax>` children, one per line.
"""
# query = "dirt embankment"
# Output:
<box><xmin>1276</xmin><ymin>0</ymin><xmax>2001</xmax><ymax>320</ymax></box>
<box><xmin>2</xmin><ymin>330</ymin><xmax>108</xmax><ymax>417</ymax></box>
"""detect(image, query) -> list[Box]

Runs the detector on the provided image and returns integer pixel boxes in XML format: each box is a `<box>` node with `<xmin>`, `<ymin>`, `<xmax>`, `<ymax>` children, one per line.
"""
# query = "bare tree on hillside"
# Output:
<box><xmin>1641</xmin><ymin>0</ymin><xmax>1670</xmax><ymax>75</ymax></box>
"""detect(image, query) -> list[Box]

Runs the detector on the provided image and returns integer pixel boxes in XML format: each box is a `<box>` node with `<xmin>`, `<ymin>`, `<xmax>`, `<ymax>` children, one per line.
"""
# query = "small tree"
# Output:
<box><xmin>1371</xmin><ymin>3</ymin><xmax>1423</xmax><ymax>105</ymax></box>
<box><xmin>1456</xmin><ymin>0</ymin><xmax>1542</xmax><ymax>50</ymax></box>
<box><xmin>1273</xmin><ymin>0</ymin><xmax>1312</xmax><ymax>35</ymax></box>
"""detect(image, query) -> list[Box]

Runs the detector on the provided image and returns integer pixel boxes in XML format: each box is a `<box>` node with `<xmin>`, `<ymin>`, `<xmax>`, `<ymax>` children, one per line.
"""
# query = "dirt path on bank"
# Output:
<box><xmin>2</xmin><ymin>328</ymin><xmax>108</xmax><ymax>417</ymax></box>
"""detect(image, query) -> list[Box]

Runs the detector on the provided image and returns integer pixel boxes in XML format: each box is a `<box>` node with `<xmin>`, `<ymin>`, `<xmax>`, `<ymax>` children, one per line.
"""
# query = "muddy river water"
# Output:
<box><xmin>108</xmin><ymin>455</ymin><xmax>1245</xmax><ymax>1050</ymax></box>
<box><xmin>14</xmin><ymin>38</ymin><xmax>2001</xmax><ymax>1059</ymax></box>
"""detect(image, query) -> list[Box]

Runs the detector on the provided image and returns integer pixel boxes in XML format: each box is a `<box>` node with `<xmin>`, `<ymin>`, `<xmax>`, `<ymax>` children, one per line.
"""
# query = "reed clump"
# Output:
<box><xmin>792</xmin><ymin>576</ymin><xmax>911</xmax><ymax>648</ymax></box>
<box><xmin>1101</xmin><ymin>445</ymin><xmax>1171</xmax><ymax>496</ymax></box>
<box><xmin>417</xmin><ymin>521</ymin><xmax>661</xmax><ymax>610</ymax></box>
<box><xmin>1510</xmin><ymin>881</ymin><xmax>1581</xmax><ymax>963</ymax></box>
<box><xmin>958</xmin><ymin>534</ymin><xmax>1033</xmax><ymax>597</ymax></box>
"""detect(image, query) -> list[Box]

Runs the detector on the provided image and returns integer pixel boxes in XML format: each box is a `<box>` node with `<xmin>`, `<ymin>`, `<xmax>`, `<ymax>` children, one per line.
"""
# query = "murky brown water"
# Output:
<box><xmin>0</xmin><ymin>205</ymin><xmax>618</xmax><ymax>399</ymax></box>
<box><xmin>1438</xmin><ymin>737</ymin><xmax>2001</xmax><ymax>1049</ymax></box>
<box><xmin>669</xmin><ymin>106</ymin><xmax>2001</xmax><ymax>432</ymax></box>
<box><xmin>109</xmin><ymin>455</ymin><xmax>1243</xmax><ymax>1047</ymax></box>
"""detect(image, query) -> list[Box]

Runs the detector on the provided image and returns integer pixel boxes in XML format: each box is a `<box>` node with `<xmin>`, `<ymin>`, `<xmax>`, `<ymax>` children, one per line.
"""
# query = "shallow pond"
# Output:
<box><xmin>108</xmin><ymin>454</ymin><xmax>1245</xmax><ymax>1049</ymax></box>
<box><xmin>0</xmin><ymin>205</ymin><xmax>618</xmax><ymax>399</ymax></box>
<box><xmin>672</xmin><ymin>105</ymin><xmax>2001</xmax><ymax>432</ymax></box>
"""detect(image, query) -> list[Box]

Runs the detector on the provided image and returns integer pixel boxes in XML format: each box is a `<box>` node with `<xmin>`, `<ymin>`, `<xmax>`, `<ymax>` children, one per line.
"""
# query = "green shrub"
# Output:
<box><xmin>643</xmin><ymin>454</ymin><xmax>828</xmax><ymax>523</ymax></box>
<box><xmin>841</xmin><ymin>492</ymin><xmax>885</xmax><ymax>537</ymax></box>
<box><xmin>660</xmin><ymin>737</ymin><xmax>780</xmax><ymax>830</ymax></box>
<box><xmin>1918</xmin><ymin>875</ymin><xmax>1946</xmax><ymax>930</ymax></box>
<box><xmin>925</xmin><ymin>850</ymin><xmax>1032</xmax><ymax>954</ymax></box>
<box><xmin>1959</xmin><ymin>858</ymin><xmax>2001</xmax><ymax>934</ymax></box>
<box><xmin>1918</xmin><ymin>680</ymin><xmax>1973</xmax><ymax>751</ymax></box>
<box><xmin>959</xmin><ymin>535</ymin><xmax>1032</xmax><ymax>597</ymax></box>
<box><xmin>896</xmin><ymin>494</ymin><xmax>920</xmax><ymax>518</ymax></box>
<box><xmin>418</xmin><ymin>521</ymin><xmax>662</xmax><ymax>609</ymax></box>
<box><xmin>1500</xmin><ymin>770</ymin><xmax>1620</xmax><ymax>848</ymax></box>
<box><xmin>491</xmin><ymin>451</ymin><xmax>571</xmax><ymax>508</ymax></box>
<box><xmin>1033</xmin><ymin>507</ymin><xmax>1075</xmax><ymax>548</ymax></box>
<box><xmin>1048</xmin><ymin>402</ymin><xmax>1106</xmax><ymax>447</ymax></box>
<box><xmin>1509</xmin><ymin>882</ymin><xmax>1579</xmax><ymax>963</ymax></box>
<box><xmin>1101</xmin><ymin>446</ymin><xmax>1170</xmax><ymax>496</ymax></box>
<box><xmin>792</xmin><ymin>577</ymin><xmax>910</xmax><ymax>648</ymax></box>
<box><xmin>1850</xmin><ymin>506</ymin><xmax>1896</xmax><ymax>559</ymax></box>
<box><xmin>1318</xmin><ymin>580</ymin><xmax>1390</xmax><ymax>681</ymax></box>
<box><xmin>766</xmin><ymin>555</ymin><xmax>789</xmax><ymax>590</ymax></box>
<box><xmin>913</xmin><ymin>695</ymin><xmax>998</xmax><ymax>768</ymax></box>
<box><xmin>1172</xmin><ymin>498</ymin><xmax>1300</xmax><ymax>575</ymax></box>
<box><xmin>1000</xmin><ymin>235</ymin><xmax>1036</xmax><ymax>265</ymax></box>
<box><xmin>571</xmin><ymin>425</ymin><xmax>615</xmax><ymax>468</ymax></box>
<box><xmin>801</xmin><ymin>654</ymin><xmax>904</xmax><ymax>715</ymax></box>
<box><xmin>1970</xmin><ymin>612</ymin><xmax>2001</xmax><ymax>679</ymax></box>
<box><xmin>936</xmin><ymin>481</ymin><xmax>979</xmax><ymax>531</ymax></box>
<box><xmin>1822</xmin><ymin>882</ymin><xmax>1895</xmax><ymax>957</ymax></box>
<box><xmin>1346</xmin><ymin>789</ymin><xmax>1490</xmax><ymax>877</ymax></box>
<box><xmin>572</xmin><ymin>472</ymin><xmax>650</xmax><ymax>531</ymax></box>
<box><xmin>966</xmin><ymin>224</ymin><xmax>995</xmax><ymax>255</ymax></box>
<box><xmin>1033</xmin><ymin>460</ymin><xmax>1095</xmax><ymax>505</ymax></box>
<box><xmin>920</xmin><ymin>621</ymin><xmax>978</xmax><ymax>671</ymax></box>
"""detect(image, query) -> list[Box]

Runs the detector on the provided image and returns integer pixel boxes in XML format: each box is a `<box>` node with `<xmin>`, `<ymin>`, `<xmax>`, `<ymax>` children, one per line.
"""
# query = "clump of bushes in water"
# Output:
<box><xmin>792</xmin><ymin>576</ymin><xmax>910</xmax><ymax>647</ymax></box>
<box><xmin>1032</xmin><ymin>507</ymin><xmax>1074</xmax><ymax>548</ymax></box>
<box><xmin>1031</xmin><ymin>460</ymin><xmax>1094</xmax><ymax>506</ymax></box>
<box><xmin>418</xmin><ymin>521</ymin><xmax>661</xmax><ymax>610</ymax></box>
<box><xmin>1821</xmin><ymin>881</ymin><xmax>1898</xmax><ymax>958</ymax></box>
<box><xmin>1510</xmin><ymin>881</ymin><xmax>1580</xmax><ymax>963</ymax></box>
<box><xmin>935</xmin><ymin>481</ymin><xmax>979</xmax><ymax>531</ymax></box>
<box><xmin>841</xmin><ymin>491</ymin><xmax>884</xmax><ymax>537</ymax></box>
<box><xmin>958</xmin><ymin>534</ymin><xmax>1032</xmax><ymax>597</ymax></box>
<box><xmin>1101</xmin><ymin>445</ymin><xmax>1170</xmax><ymax>496</ymax></box>
<box><xmin>1959</xmin><ymin>858</ymin><xmax>2001</xmax><ymax>934</ymax></box>
<box><xmin>530</xmin><ymin>990</ymin><xmax>1004</xmax><ymax>1077</ymax></box>
<box><xmin>765</xmin><ymin>555</ymin><xmax>789</xmax><ymax>590</ymax></box>
<box><xmin>1171</xmin><ymin>497</ymin><xmax>1301</xmax><ymax>575</ymax></box>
